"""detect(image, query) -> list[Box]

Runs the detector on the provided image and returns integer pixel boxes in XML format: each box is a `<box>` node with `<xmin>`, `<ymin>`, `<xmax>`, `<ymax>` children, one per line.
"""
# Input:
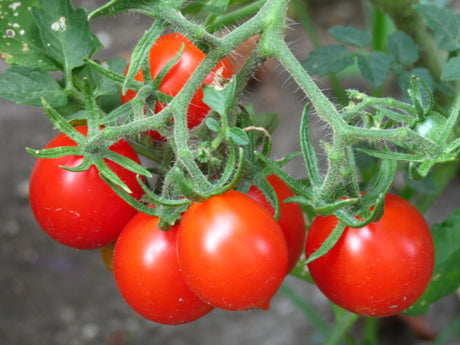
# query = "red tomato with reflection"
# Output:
<box><xmin>177</xmin><ymin>190</ymin><xmax>288</xmax><ymax>311</ymax></box>
<box><xmin>29</xmin><ymin>126</ymin><xmax>144</xmax><ymax>250</ymax></box>
<box><xmin>113</xmin><ymin>212</ymin><xmax>213</xmax><ymax>324</ymax></box>
<box><xmin>121</xmin><ymin>32</ymin><xmax>233</xmax><ymax>140</ymax></box>
<box><xmin>305</xmin><ymin>193</ymin><xmax>435</xmax><ymax>317</ymax></box>
<box><xmin>247</xmin><ymin>174</ymin><xmax>306</xmax><ymax>273</ymax></box>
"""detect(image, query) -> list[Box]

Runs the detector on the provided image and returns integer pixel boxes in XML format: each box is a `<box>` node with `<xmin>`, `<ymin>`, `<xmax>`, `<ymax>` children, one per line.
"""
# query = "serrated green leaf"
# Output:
<box><xmin>32</xmin><ymin>0</ymin><xmax>100</xmax><ymax>71</ymax></box>
<box><xmin>441</xmin><ymin>56</ymin><xmax>460</xmax><ymax>81</ymax></box>
<box><xmin>417</xmin><ymin>4</ymin><xmax>460</xmax><ymax>52</ymax></box>
<box><xmin>329</xmin><ymin>26</ymin><xmax>372</xmax><ymax>48</ymax></box>
<box><xmin>302</xmin><ymin>45</ymin><xmax>355</xmax><ymax>76</ymax></box>
<box><xmin>357</xmin><ymin>52</ymin><xmax>392</xmax><ymax>89</ymax></box>
<box><xmin>0</xmin><ymin>66</ymin><xmax>67</xmax><ymax>106</ymax></box>
<box><xmin>0</xmin><ymin>0</ymin><xmax>60</xmax><ymax>70</ymax></box>
<box><xmin>227</xmin><ymin>127</ymin><xmax>249</xmax><ymax>145</ymax></box>
<box><xmin>386</xmin><ymin>31</ymin><xmax>419</xmax><ymax>66</ymax></box>
<box><xmin>405</xmin><ymin>209</ymin><xmax>460</xmax><ymax>315</ymax></box>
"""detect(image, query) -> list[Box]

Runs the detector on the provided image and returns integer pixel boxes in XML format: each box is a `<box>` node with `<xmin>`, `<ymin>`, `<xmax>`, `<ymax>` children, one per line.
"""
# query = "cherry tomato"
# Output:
<box><xmin>247</xmin><ymin>174</ymin><xmax>306</xmax><ymax>273</ymax></box>
<box><xmin>177</xmin><ymin>190</ymin><xmax>288</xmax><ymax>311</ymax></box>
<box><xmin>305</xmin><ymin>194</ymin><xmax>435</xmax><ymax>317</ymax></box>
<box><xmin>113</xmin><ymin>212</ymin><xmax>213</xmax><ymax>324</ymax></box>
<box><xmin>29</xmin><ymin>126</ymin><xmax>144</xmax><ymax>250</ymax></box>
<box><xmin>121</xmin><ymin>32</ymin><xmax>233</xmax><ymax>140</ymax></box>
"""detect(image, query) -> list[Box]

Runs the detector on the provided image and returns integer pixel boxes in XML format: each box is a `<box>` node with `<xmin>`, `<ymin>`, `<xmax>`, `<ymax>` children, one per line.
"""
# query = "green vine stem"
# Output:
<box><xmin>81</xmin><ymin>0</ymin><xmax>456</xmax><ymax>223</ymax></box>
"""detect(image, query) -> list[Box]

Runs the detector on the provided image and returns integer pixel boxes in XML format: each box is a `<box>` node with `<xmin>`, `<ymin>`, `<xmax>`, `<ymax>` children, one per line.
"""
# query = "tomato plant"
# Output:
<box><xmin>29</xmin><ymin>126</ymin><xmax>144</xmax><ymax>249</ymax></box>
<box><xmin>177</xmin><ymin>190</ymin><xmax>288</xmax><ymax>311</ymax></box>
<box><xmin>247</xmin><ymin>174</ymin><xmax>306</xmax><ymax>273</ymax></box>
<box><xmin>113</xmin><ymin>212</ymin><xmax>213</xmax><ymax>325</ymax></box>
<box><xmin>121</xmin><ymin>32</ymin><xmax>233</xmax><ymax>139</ymax></box>
<box><xmin>3</xmin><ymin>0</ymin><xmax>460</xmax><ymax>342</ymax></box>
<box><xmin>305</xmin><ymin>194</ymin><xmax>435</xmax><ymax>317</ymax></box>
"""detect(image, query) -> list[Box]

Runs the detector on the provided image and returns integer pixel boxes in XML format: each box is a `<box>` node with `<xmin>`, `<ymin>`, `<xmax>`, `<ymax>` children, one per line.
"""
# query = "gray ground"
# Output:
<box><xmin>1</xmin><ymin>1</ymin><xmax>459</xmax><ymax>344</ymax></box>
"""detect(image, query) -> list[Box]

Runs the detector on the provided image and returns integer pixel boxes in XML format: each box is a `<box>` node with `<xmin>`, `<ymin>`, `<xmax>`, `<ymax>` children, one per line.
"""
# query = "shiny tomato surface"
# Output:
<box><xmin>305</xmin><ymin>194</ymin><xmax>435</xmax><ymax>317</ymax></box>
<box><xmin>113</xmin><ymin>212</ymin><xmax>213</xmax><ymax>324</ymax></box>
<box><xmin>247</xmin><ymin>174</ymin><xmax>306</xmax><ymax>273</ymax></box>
<box><xmin>177</xmin><ymin>190</ymin><xmax>288</xmax><ymax>311</ymax></box>
<box><xmin>29</xmin><ymin>126</ymin><xmax>143</xmax><ymax>249</ymax></box>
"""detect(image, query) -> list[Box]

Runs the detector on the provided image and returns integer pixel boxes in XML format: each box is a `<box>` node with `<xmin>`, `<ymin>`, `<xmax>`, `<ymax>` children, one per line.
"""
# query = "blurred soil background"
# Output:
<box><xmin>1</xmin><ymin>0</ymin><xmax>460</xmax><ymax>344</ymax></box>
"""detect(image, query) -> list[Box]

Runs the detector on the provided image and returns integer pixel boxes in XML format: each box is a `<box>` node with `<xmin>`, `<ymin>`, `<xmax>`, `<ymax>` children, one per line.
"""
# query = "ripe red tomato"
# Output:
<box><xmin>121</xmin><ymin>32</ymin><xmax>233</xmax><ymax>139</ymax></box>
<box><xmin>113</xmin><ymin>212</ymin><xmax>213</xmax><ymax>324</ymax></box>
<box><xmin>29</xmin><ymin>126</ymin><xmax>144</xmax><ymax>250</ymax></box>
<box><xmin>247</xmin><ymin>174</ymin><xmax>306</xmax><ymax>273</ymax></box>
<box><xmin>305</xmin><ymin>194</ymin><xmax>435</xmax><ymax>317</ymax></box>
<box><xmin>177</xmin><ymin>190</ymin><xmax>288</xmax><ymax>311</ymax></box>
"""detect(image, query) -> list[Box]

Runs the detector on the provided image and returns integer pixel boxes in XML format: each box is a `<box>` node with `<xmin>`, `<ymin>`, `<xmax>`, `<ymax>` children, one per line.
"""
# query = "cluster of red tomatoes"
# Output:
<box><xmin>113</xmin><ymin>179</ymin><xmax>306</xmax><ymax>324</ymax></box>
<box><xmin>29</xmin><ymin>129</ymin><xmax>306</xmax><ymax>324</ymax></box>
<box><xmin>28</xmin><ymin>32</ymin><xmax>306</xmax><ymax>324</ymax></box>
<box><xmin>28</xmin><ymin>31</ymin><xmax>435</xmax><ymax>324</ymax></box>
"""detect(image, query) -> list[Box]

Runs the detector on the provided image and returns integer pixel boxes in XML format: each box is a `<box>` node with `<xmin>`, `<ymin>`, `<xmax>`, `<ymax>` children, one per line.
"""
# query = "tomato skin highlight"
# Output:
<box><xmin>247</xmin><ymin>174</ymin><xmax>306</xmax><ymax>273</ymax></box>
<box><xmin>305</xmin><ymin>194</ymin><xmax>435</xmax><ymax>317</ymax></box>
<box><xmin>113</xmin><ymin>212</ymin><xmax>213</xmax><ymax>325</ymax></box>
<box><xmin>121</xmin><ymin>33</ymin><xmax>233</xmax><ymax>139</ymax></box>
<box><xmin>177</xmin><ymin>190</ymin><xmax>288</xmax><ymax>311</ymax></box>
<box><xmin>29</xmin><ymin>126</ymin><xmax>144</xmax><ymax>250</ymax></box>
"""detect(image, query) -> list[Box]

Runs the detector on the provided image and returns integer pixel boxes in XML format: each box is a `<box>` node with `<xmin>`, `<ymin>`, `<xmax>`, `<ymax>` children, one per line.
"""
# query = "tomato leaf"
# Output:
<box><xmin>78</xmin><ymin>57</ymin><xmax>127</xmax><ymax>98</ymax></box>
<box><xmin>386</xmin><ymin>31</ymin><xmax>419</xmax><ymax>66</ymax></box>
<box><xmin>329</xmin><ymin>26</ymin><xmax>372</xmax><ymax>48</ymax></box>
<box><xmin>227</xmin><ymin>127</ymin><xmax>249</xmax><ymax>146</ymax></box>
<box><xmin>417</xmin><ymin>4</ymin><xmax>460</xmax><ymax>52</ymax></box>
<box><xmin>0</xmin><ymin>0</ymin><xmax>60</xmax><ymax>70</ymax></box>
<box><xmin>205</xmin><ymin>117</ymin><xmax>221</xmax><ymax>132</ymax></box>
<box><xmin>302</xmin><ymin>45</ymin><xmax>355</xmax><ymax>76</ymax></box>
<box><xmin>0</xmin><ymin>66</ymin><xmax>67</xmax><ymax>106</ymax></box>
<box><xmin>357</xmin><ymin>52</ymin><xmax>392</xmax><ymax>89</ymax></box>
<box><xmin>441</xmin><ymin>56</ymin><xmax>460</xmax><ymax>81</ymax></box>
<box><xmin>32</xmin><ymin>0</ymin><xmax>101</xmax><ymax>71</ymax></box>
<box><xmin>404</xmin><ymin>209</ymin><xmax>460</xmax><ymax>315</ymax></box>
